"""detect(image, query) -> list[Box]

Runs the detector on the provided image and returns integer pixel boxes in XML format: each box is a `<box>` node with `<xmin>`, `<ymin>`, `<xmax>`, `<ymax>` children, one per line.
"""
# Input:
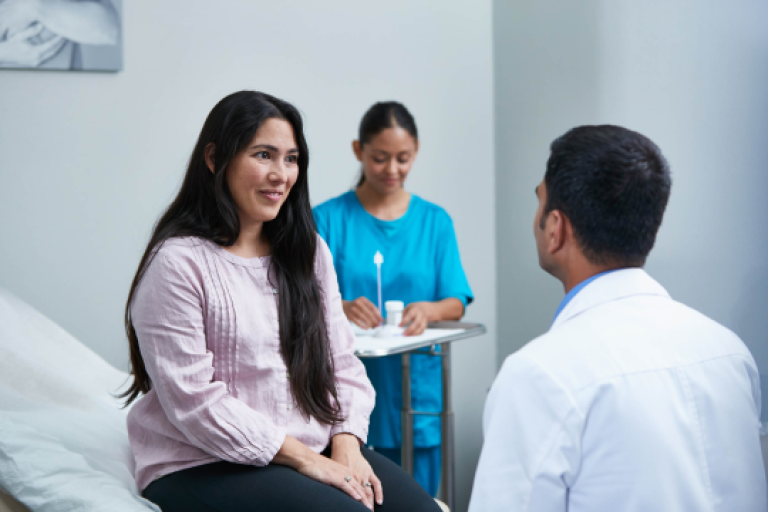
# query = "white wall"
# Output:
<box><xmin>0</xmin><ymin>1</ymin><xmax>496</xmax><ymax>509</ymax></box>
<box><xmin>494</xmin><ymin>0</ymin><xmax>768</xmax><ymax>424</ymax></box>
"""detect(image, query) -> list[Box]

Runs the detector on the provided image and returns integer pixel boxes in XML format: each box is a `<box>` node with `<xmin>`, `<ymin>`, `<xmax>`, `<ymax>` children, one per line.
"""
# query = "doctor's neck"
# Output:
<box><xmin>552</xmin><ymin>248</ymin><xmax>637</xmax><ymax>295</ymax></box>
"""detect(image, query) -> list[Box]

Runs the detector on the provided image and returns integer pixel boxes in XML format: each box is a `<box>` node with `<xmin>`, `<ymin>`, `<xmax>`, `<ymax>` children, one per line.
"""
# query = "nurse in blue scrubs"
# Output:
<box><xmin>313</xmin><ymin>101</ymin><xmax>473</xmax><ymax>497</ymax></box>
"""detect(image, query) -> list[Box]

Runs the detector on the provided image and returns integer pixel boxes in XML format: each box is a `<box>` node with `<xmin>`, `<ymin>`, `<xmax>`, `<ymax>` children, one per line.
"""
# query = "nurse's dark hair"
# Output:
<box><xmin>542</xmin><ymin>125</ymin><xmax>671</xmax><ymax>267</ymax></box>
<box><xmin>356</xmin><ymin>101</ymin><xmax>418</xmax><ymax>186</ymax></box>
<box><xmin>120</xmin><ymin>91</ymin><xmax>344</xmax><ymax>425</ymax></box>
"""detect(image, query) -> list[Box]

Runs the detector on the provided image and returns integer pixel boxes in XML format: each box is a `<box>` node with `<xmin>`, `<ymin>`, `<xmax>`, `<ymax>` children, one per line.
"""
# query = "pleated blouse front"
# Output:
<box><xmin>126</xmin><ymin>236</ymin><xmax>375</xmax><ymax>491</ymax></box>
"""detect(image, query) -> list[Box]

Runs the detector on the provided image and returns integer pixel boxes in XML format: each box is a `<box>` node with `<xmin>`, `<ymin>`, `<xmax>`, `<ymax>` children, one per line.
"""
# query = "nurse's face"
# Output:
<box><xmin>207</xmin><ymin>118</ymin><xmax>300</xmax><ymax>227</ymax></box>
<box><xmin>354</xmin><ymin>126</ymin><xmax>418</xmax><ymax>195</ymax></box>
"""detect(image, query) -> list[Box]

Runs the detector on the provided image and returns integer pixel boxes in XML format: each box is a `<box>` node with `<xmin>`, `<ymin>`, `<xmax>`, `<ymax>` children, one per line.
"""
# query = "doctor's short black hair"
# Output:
<box><xmin>543</xmin><ymin>125</ymin><xmax>671</xmax><ymax>267</ymax></box>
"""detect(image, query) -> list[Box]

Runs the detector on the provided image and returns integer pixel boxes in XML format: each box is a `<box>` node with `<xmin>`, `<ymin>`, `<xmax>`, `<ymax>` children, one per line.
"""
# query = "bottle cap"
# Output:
<box><xmin>384</xmin><ymin>300</ymin><xmax>404</xmax><ymax>311</ymax></box>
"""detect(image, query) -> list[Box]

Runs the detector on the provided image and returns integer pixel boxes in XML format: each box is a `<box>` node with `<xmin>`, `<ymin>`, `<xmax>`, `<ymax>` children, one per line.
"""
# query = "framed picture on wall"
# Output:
<box><xmin>0</xmin><ymin>0</ymin><xmax>123</xmax><ymax>72</ymax></box>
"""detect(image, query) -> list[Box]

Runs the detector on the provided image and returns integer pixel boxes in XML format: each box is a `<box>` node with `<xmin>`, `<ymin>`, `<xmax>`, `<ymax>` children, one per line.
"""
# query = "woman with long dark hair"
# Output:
<box><xmin>313</xmin><ymin>102</ymin><xmax>473</xmax><ymax>497</ymax></box>
<box><xmin>122</xmin><ymin>91</ymin><xmax>440</xmax><ymax>512</ymax></box>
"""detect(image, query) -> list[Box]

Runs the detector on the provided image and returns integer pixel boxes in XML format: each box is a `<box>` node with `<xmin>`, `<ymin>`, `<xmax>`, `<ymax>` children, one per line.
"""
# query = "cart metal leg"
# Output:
<box><xmin>401</xmin><ymin>352</ymin><xmax>414</xmax><ymax>474</ymax></box>
<box><xmin>359</xmin><ymin>323</ymin><xmax>484</xmax><ymax>512</ymax></box>
<box><xmin>400</xmin><ymin>345</ymin><xmax>455</xmax><ymax>512</ymax></box>
<box><xmin>441</xmin><ymin>343</ymin><xmax>455</xmax><ymax>512</ymax></box>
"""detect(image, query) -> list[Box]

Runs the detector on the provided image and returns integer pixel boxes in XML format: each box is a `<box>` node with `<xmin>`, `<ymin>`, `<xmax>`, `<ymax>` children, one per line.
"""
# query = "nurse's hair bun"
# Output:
<box><xmin>358</xmin><ymin>101</ymin><xmax>418</xmax><ymax>146</ymax></box>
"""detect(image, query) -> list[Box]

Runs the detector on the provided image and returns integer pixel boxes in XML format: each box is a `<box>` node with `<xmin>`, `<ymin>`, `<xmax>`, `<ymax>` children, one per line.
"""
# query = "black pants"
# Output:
<box><xmin>143</xmin><ymin>446</ymin><xmax>441</xmax><ymax>512</ymax></box>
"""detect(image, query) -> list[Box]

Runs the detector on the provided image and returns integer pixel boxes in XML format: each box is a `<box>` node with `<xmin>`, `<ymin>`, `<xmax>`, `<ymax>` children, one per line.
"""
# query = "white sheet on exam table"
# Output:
<box><xmin>0</xmin><ymin>287</ymin><xmax>159</xmax><ymax>512</ymax></box>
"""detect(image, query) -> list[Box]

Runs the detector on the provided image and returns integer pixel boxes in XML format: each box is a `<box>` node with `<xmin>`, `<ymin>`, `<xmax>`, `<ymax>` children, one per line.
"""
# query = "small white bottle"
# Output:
<box><xmin>385</xmin><ymin>300</ymin><xmax>404</xmax><ymax>327</ymax></box>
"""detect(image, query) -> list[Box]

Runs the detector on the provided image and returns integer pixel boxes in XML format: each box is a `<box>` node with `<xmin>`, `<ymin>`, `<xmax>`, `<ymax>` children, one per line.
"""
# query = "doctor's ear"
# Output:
<box><xmin>204</xmin><ymin>143</ymin><xmax>216</xmax><ymax>174</ymax></box>
<box><xmin>547</xmin><ymin>209</ymin><xmax>567</xmax><ymax>254</ymax></box>
<box><xmin>352</xmin><ymin>140</ymin><xmax>363</xmax><ymax>162</ymax></box>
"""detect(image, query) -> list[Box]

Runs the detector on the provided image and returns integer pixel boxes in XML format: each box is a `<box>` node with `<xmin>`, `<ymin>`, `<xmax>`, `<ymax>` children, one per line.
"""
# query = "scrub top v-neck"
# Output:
<box><xmin>313</xmin><ymin>190</ymin><xmax>473</xmax><ymax>448</ymax></box>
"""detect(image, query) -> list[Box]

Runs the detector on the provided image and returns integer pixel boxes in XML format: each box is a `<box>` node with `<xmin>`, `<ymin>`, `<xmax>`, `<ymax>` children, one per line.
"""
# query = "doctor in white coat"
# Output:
<box><xmin>469</xmin><ymin>125</ymin><xmax>767</xmax><ymax>512</ymax></box>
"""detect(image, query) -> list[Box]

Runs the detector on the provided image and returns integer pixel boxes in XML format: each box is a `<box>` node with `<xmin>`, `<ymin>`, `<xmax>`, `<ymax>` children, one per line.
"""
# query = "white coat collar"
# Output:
<box><xmin>550</xmin><ymin>268</ymin><xmax>670</xmax><ymax>330</ymax></box>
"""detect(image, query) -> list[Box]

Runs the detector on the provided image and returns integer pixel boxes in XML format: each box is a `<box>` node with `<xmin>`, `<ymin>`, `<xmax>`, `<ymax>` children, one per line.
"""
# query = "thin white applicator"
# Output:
<box><xmin>374</xmin><ymin>250</ymin><xmax>383</xmax><ymax>324</ymax></box>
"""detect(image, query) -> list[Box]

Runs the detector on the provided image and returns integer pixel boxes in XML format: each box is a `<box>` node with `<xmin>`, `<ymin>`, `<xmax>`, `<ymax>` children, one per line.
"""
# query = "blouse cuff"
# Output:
<box><xmin>330</xmin><ymin>418</ymin><xmax>369</xmax><ymax>445</ymax></box>
<box><xmin>251</xmin><ymin>427</ymin><xmax>287</xmax><ymax>466</ymax></box>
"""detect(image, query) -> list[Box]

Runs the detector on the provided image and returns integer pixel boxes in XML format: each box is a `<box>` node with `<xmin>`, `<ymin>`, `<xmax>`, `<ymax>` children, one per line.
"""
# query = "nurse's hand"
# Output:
<box><xmin>401</xmin><ymin>302</ymin><xmax>434</xmax><ymax>336</ymax></box>
<box><xmin>343</xmin><ymin>297</ymin><xmax>382</xmax><ymax>330</ymax></box>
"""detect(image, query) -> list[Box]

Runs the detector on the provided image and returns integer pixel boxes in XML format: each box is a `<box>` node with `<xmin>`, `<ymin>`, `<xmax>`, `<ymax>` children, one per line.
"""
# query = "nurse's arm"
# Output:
<box><xmin>431</xmin><ymin>297</ymin><xmax>465</xmax><ymax>321</ymax></box>
<box><xmin>343</xmin><ymin>296</ymin><xmax>382</xmax><ymax>329</ymax></box>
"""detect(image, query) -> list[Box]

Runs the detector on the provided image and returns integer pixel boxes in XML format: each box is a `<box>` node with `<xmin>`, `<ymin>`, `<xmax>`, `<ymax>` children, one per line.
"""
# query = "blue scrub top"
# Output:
<box><xmin>314</xmin><ymin>191</ymin><xmax>473</xmax><ymax>448</ymax></box>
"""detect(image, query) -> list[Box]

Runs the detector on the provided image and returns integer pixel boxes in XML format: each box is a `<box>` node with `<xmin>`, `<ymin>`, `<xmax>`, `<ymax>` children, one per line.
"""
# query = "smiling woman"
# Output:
<box><xmin>119</xmin><ymin>91</ymin><xmax>439</xmax><ymax>512</ymax></box>
<box><xmin>202</xmin><ymin>118</ymin><xmax>301</xmax><ymax>259</ymax></box>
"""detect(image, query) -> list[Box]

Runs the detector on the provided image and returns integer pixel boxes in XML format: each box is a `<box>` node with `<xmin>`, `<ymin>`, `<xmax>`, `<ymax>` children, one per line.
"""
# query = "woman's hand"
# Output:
<box><xmin>343</xmin><ymin>297</ymin><xmax>382</xmax><ymax>330</ymax></box>
<box><xmin>273</xmin><ymin>435</ymin><xmax>372</xmax><ymax>508</ymax></box>
<box><xmin>331</xmin><ymin>434</ymin><xmax>383</xmax><ymax>509</ymax></box>
<box><xmin>401</xmin><ymin>301</ymin><xmax>435</xmax><ymax>336</ymax></box>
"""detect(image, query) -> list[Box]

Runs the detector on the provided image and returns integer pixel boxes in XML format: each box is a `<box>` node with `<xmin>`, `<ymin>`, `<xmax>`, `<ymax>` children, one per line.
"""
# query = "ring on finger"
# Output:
<box><xmin>344</xmin><ymin>475</ymin><xmax>352</xmax><ymax>482</ymax></box>
<box><xmin>363</xmin><ymin>482</ymin><xmax>372</xmax><ymax>488</ymax></box>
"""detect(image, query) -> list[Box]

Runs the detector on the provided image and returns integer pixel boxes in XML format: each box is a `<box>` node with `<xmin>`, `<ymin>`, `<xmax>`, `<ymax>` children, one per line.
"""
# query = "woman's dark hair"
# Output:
<box><xmin>356</xmin><ymin>101</ymin><xmax>418</xmax><ymax>186</ymax></box>
<box><xmin>120</xmin><ymin>91</ymin><xmax>343</xmax><ymax>425</ymax></box>
<box><xmin>543</xmin><ymin>125</ymin><xmax>671</xmax><ymax>267</ymax></box>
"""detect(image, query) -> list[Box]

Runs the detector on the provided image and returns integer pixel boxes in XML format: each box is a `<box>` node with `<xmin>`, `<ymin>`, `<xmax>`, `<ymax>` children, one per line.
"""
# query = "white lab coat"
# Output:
<box><xmin>469</xmin><ymin>269</ymin><xmax>767</xmax><ymax>512</ymax></box>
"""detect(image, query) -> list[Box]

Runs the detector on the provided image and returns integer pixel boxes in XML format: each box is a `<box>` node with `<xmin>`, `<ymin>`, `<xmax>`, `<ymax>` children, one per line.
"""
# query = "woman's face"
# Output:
<box><xmin>354</xmin><ymin>126</ymin><xmax>418</xmax><ymax>195</ymax></box>
<box><xmin>211</xmin><ymin>118</ymin><xmax>300</xmax><ymax>227</ymax></box>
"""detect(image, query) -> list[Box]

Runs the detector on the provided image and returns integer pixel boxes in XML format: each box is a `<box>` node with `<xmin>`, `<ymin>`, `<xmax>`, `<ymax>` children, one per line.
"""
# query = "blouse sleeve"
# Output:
<box><xmin>315</xmin><ymin>236</ymin><xmax>375</xmax><ymax>442</ymax></box>
<box><xmin>436</xmin><ymin>213</ymin><xmax>474</xmax><ymax>306</ymax></box>
<box><xmin>131</xmin><ymin>247</ymin><xmax>285</xmax><ymax>466</ymax></box>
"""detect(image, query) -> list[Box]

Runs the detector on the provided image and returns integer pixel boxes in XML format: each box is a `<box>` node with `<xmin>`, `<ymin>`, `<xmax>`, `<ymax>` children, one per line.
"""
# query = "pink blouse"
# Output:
<box><xmin>126</xmin><ymin>236</ymin><xmax>375</xmax><ymax>491</ymax></box>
